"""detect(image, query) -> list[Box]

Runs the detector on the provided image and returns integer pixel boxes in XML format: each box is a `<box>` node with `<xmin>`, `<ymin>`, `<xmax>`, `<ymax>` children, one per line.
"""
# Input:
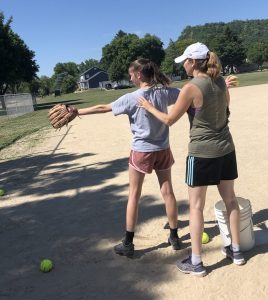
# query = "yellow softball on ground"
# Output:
<box><xmin>40</xmin><ymin>259</ymin><xmax>53</xmax><ymax>273</ymax></box>
<box><xmin>202</xmin><ymin>232</ymin><xmax>210</xmax><ymax>244</ymax></box>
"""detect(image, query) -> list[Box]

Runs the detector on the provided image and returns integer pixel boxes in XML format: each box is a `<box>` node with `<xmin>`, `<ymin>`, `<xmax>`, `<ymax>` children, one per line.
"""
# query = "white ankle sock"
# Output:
<box><xmin>231</xmin><ymin>243</ymin><xmax>240</xmax><ymax>252</ymax></box>
<box><xmin>191</xmin><ymin>254</ymin><xmax>202</xmax><ymax>265</ymax></box>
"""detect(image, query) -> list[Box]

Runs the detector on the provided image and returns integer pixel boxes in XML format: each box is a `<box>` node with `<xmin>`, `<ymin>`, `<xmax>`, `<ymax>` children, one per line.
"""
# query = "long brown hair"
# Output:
<box><xmin>129</xmin><ymin>58</ymin><xmax>171</xmax><ymax>87</ymax></box>
<box><xmin>194</xmin><ymin>51</ymin><xmax>222</xmax><ymax>79</ymax></box>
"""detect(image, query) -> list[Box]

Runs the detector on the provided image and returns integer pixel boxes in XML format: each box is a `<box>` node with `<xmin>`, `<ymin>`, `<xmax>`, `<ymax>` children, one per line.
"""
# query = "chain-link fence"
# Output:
<box><xmin>0</xmin><ymin>93</ymin><xmax>36</xmax><ymax>118</ymax></box>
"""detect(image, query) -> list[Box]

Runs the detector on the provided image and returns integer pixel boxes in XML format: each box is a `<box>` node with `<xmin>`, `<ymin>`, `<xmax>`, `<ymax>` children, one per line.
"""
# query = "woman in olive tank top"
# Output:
<box><xmin>138</xmin><ymin>42</ymin><xmax>245</xmax><ymax>276</ymax></box>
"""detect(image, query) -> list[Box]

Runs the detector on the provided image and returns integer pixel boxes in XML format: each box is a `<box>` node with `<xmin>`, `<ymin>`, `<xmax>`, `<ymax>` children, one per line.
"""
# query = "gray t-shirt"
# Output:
<box><xmin>111</xmin><ymin>87</ymin><xmax>180</xmax><ymax>152</ymax></box>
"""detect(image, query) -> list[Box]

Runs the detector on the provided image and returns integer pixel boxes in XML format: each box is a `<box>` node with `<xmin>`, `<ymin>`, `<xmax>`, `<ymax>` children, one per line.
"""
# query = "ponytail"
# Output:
<box><xmin>206</xmin><ymin>52</ymin><xmax>222</xmax><ymax>78</ymax></box>
<box><xmin>194</xmin><ymin>51</ymin><xmax>222</xmax><ymax>79</ymax></box>
<box><xmin>129</xmin><ymin>58</ymin><xmax>171</xmax><ymax>87</ymax></box>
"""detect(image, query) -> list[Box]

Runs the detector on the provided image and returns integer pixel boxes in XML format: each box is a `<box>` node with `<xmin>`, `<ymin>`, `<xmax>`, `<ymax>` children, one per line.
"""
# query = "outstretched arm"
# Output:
<box><xmin>138</xmin><ymin>84</ymin><xmax>194</xmax><ymax>126</ymax></box>
<box><xmin>48</xmin><ymin>103</ymin><xmax>113</xmax><ymax>129</ymax></box>
<box><xmin>77</xmin><ymin>104</ymin><xmax>112</xmax><ymax>115</ymax></box>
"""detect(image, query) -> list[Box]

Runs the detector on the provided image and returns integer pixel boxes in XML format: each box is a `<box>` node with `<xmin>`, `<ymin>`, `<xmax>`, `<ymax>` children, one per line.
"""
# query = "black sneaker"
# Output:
<box><xmin>176</xmin><ymin>256</ymin><xmax>207</xmax><ymax>277</ymax></box>
<box><xmin>168</xmin><ymin>236</ymin><xmax>181</xmax><ymax>250</ymax></box>
<box><xmin>114</xmin><ymin>240</ymin><xmax>134</xmax><ymax>257</ymax></box>
<box><xmin>221</xmin><ymin>245</ymin><xmax>245</xmax><ymax>265</ymax></box>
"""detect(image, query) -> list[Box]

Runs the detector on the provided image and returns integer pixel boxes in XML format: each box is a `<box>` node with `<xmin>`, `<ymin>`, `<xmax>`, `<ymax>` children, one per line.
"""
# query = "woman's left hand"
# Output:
<box><xmin>137</xmin><ymin>96</ymin><xmax>153</xmax><ymax>111</ymax></box>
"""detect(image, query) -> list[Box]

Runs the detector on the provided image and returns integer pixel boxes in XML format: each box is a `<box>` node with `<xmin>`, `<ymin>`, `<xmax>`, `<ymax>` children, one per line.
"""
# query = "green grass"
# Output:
<box><xmin>226</xmin><ymin>71</ymin><xmax>268</xmax><ymax>87</ymax></box>
<box><xmin>0</xmin><ymin>88</ymin><xmax>137</xmax><ymax>150</ymax></box>
<box><xmin>0</xmin><ymin>70</ymin><xmax>267</xmax><ymax>150</ymax></box>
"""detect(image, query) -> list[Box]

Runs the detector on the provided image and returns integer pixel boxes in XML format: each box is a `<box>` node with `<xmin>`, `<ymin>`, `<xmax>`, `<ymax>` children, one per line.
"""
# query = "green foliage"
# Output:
<box><xmin>39</xmin><ymin>76</ymin><xmax>53</xmax><ymax>96</ymax></box>
<box><xmin>101</xmin><ymin>31</ymin><xmax>140</xmax><ymax>79</ymax></box>
<box><xmin>61</xmin><ymin>74</ymin><xmax>78</xmax><ymax>94</ymax></box>
<box><xmin>0</xmin><ymin>12</ymin><xmax>39</xmax><ymax>95</ymax></box>
<box><xmin>17</xmin><ymin>82</ymin><xmax>31</xmax><ymax>93</ymax></box>
<box><xmin>247</xmin><ymin>42</ymin><xmax>268</xmax><ymax>70</ymax></box>
<box><xmin>28</xmin><ymin>79</ymin><xmax>40</xmax><ymax>95</ymax></box>
<box><xmin>210</xmin><ymin>27</ymin><xmax>246</xmax><ymax>72</ymax></box>
<box><xmin>53</xmin><ymin>62</ymin><xmax>79</xmax><ymax>78</ymax></box>
<box><xmin>177</xmin><ymin>19</ymin><xmax>268</xmax><ymax>74</ymax></box>
<box><xmin>108</xmin><ymin>57</ymin><xmax>127</xmax><ymax>82</ymax></box>
<box><xmin>78</xmin><ymin>59</ymin><xmax>103</xmax><ymax>73</ymax></box>
<box><xmin>101</xmin><ymin>30</ymin><xmax>165</xmax><ymax>81</ymax></box>
<box><xmin>161</xmin><ymin>40</ymin><xmax>178</xmax><ymax>76</ymax></box>
<box><xmin>16</xmin><ymin>79</ymin><xmax>40</xmax><ymax>94</ymax></box>
<box><xmin>139</xmin><ymin>34</ymin><xmax>165</xmax><ymax>66</ymax></box>
<box><xmin>51</xmin><ymin>62</ymin><xmax>79</xmax><ymax>93</ymax></box>
<box><xmin>178</xmin><ymin>19</ymin><xmax>268</xmax><ymax>52</ymax></box>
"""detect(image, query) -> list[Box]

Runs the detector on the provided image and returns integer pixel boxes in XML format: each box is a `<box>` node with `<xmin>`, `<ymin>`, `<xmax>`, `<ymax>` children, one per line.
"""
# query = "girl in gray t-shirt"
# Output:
<box><xmin>75</xmin><ymin>59</ymin><xmax>181</xmax><ymax>256</ymax></box>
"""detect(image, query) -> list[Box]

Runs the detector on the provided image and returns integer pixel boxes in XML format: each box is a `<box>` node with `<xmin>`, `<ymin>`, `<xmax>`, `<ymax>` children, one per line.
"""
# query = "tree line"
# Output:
<box><xmin>1</xmin><ymin>11</ymin><xmax>268</xmax><ymax>96</ymax></box>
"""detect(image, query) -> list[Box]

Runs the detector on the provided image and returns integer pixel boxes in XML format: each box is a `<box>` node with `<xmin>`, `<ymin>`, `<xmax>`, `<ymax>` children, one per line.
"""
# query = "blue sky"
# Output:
<box><xmin>1</xmin><ymin>0</ymin><xmax>267</xmax><ymax>77</ymax></box>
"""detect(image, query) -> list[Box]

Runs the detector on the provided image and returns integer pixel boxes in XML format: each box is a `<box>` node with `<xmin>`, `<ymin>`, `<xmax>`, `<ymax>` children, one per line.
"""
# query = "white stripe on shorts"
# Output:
<box><xmin>190</xmin><ymin>157</ymin><xmax>194</xmax><ymax>186</ymax></box>
<box><xmin>187</xmin><ymin>156</ymin><xmax>194</xmax><ymax>186</ymax></box>
<box><xmin>187</xmin><ymin>157</ymin><xmax>191</xmax><ymax>184</ymax></box>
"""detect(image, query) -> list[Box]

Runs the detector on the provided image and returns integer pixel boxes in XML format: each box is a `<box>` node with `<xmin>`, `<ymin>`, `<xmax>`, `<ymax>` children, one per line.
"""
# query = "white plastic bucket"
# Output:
<box><xmin>214</xmin><ymin>198</ymin><xmax>255</xmax><ymax>251</ymax></box>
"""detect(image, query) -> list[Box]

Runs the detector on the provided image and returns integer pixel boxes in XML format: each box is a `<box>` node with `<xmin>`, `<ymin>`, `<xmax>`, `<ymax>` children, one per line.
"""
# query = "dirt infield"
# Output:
<box><xmin>0</xmin><ymin>84</ymin><xmax>268</xmax><ymax>299</ymax></box>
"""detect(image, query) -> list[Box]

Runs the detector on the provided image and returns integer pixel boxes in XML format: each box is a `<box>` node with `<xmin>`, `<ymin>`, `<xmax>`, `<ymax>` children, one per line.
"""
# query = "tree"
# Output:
<box><xmin>0</xmin><ymin>12</ymin><xmax>39</xmax><ymax>102</ymax></box>
<box><xmin>101</xmin><ymin>31</ymin><xmax>140</xmax><ymax>80</ymax></box>
<box><xmin>39</xmin><ymin>76</ymin><xmax>53</xmax><ymax>96</ymax></box>
<box><xmin>53</xmin><ymin>62</ymin><xmax>79</xmax><ymax>77</ymax></box>
<box><xmin>61</xmin><ymin>74</ymin><xmax>77</xmax><ymax>94</ymax></box>
<box><xmin>139</xmin><ymin>34</ymin><xmax>165</xmax><ymax>66</ymax></box>
<box><xmin>28</xmin><ymin>79</ymin><xmax>40</xmax><ymax>95</ymax></box>
<box><xmin>16</xmin><ymin>81</ymin><xmax>31</xmax><ymax>93</ymax></box>
<box><xmin>161</xmin><ymin>40</ymin><xmax>178</xmax><ymax>76</ymax></box>
<box><xmin>176</xmin><ymin>19</ymin><xmax>268</xmax><ymax>56</ymax></box>
<box><xmin>78</xmin><ymin>59</ymin><xmax>103</xmax><ymax>74</ymax></box>
<box><xmin>52</xmin><ymin>62</ymin><xmax>79</xmax><ymax>94</ymax></box>
<box><xmin>206</xmin><ymin>27</ymin><xmax>246</xmax><ymax>74</ymax></box>
<box><xmin>101</xmin><ymin>30</ymin><xmax>166</xmax><ymax>81</ymax></box>
<box><xmin>108</xmin><ymin>57</ymin><xmax>127</xmax><ymax>82</ymax></box>
<box><xmin>247</xmin><ymin>42</ymin><xmax>268</xmax><ymax>70</ymax></box>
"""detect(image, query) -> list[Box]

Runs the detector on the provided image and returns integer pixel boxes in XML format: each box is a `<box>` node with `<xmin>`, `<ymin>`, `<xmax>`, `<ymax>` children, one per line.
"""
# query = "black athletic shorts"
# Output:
<box><xmin>185</xmin><ymin>150</ymin><xmax>238</xmax><ymax>187</ymax></box>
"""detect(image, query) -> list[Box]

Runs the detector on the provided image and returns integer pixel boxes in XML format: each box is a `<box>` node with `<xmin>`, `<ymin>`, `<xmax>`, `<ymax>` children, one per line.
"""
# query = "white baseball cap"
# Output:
<box><xmin>174</xmin><ymin>42</ymin><xmax>210</xmax><ymax>63</ymax></box>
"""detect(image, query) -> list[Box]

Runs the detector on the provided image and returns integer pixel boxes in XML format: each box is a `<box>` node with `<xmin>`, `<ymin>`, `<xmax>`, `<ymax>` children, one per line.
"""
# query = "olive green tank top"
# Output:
<box><xmin>187</xmin><ymin>76</ymin><xmax>235</xmax><ymax>158</ymax></box>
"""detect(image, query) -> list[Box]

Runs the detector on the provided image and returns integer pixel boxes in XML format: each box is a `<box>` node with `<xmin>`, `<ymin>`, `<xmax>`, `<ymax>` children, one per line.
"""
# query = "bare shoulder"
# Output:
<box><xmin>182</xmin><ymin>82</ymin><xmax>201</xmax><ymax>92</ymax></box>
<box><xmin>180</xmin><ymin>82</ymin><xmax>201</xmax><ymax>99</ymax></box>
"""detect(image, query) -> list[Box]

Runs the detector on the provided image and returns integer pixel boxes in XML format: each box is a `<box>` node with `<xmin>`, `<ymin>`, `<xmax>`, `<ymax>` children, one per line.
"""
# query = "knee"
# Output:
<box><xmin>160</xmin><ymin>186</ymin><xmax>174</xmax><ymax>200</ymax></box>
<box><xmin>190</xmin><ymin>199</ymin><xmax>204</xmax><ymax>212</ymax></box>
<box><xmin>128</xmin><ymin>189</ymin><xmax>142</xmax><ymax>201</ymax></box>
<box><xmin>225</xmin><ymin>197</ymin><xmax>239</xmax><ymax>210</ymax></box>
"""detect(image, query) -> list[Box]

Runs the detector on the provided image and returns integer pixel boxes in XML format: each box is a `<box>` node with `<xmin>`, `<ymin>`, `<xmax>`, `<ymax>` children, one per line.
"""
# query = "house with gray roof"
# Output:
<box><xmin>78</xmin><ymin>67</ymin><xmax>109</xmax><ymax>89</ymax></box>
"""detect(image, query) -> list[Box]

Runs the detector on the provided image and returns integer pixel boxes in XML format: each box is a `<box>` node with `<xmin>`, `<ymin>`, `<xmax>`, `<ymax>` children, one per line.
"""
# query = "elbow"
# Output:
<box><xmin>165</xmin><ymin>118</ymin><xmax>174</xmax><ymax>127</ymax></box>
<box><xmin>102</xmin><ymin>105</ymin><xmax>112</xmax><ymax>113</ymax></box>
<box><xmin>167</xmin><ymin>121</ymin><xmax>173</xmax><ymax>127</ymax></box>
<box><xmin>97</xmin><ymin>105</ymin><xmax>110</xmax><ymax>113</ymax></box>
